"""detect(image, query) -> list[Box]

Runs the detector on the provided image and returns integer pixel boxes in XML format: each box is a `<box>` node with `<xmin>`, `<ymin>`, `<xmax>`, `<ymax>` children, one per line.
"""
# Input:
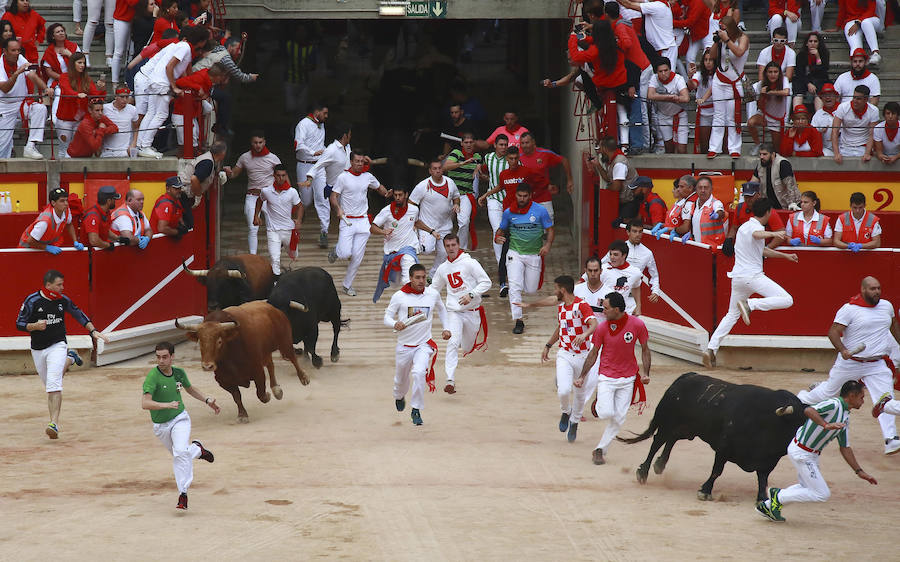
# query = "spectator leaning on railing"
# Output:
<box><xmin>811</xmin><ymin>83</ymin><xmax>840</xmax><ymax>156</ymax></box>
<box><xmin>831</xmin><ymin>84</ymin><xmax>878</xmax><ymax>165</ymax></box>
<box><xmin>779</xmin><ymin>105</ymin><xmax>823</xmax><ymax>157</ymax></box>
<box><xmin>83</xmin><ymin>185</ymin><xmax>122</xmax><ymax>250</ymax></box>
<box><xmin>102</xmin><ymin>87</ymin><xmax>139</xmax><ymax>157</ymax></box>
<box><xmin>67</xmin><ymin>98</ymin><xmax>119</xmax><ymax>158</ymax></box>
<box><xmin>109</xmin><ymin>189</ymin><xmax>152</xmax><ymax>249</ymax></box>
<box><xmin>785</xmin><ymin>190</ymin><xmax>832</xmax><ymax>247</ymax></box>
<box><xmin>833</xmin><ymin>192</ymin><xmax>881</xmax><ymax>252</ymax></box>
<box><xmin>873</xmin><ymin>101</ymin><xmax>900</xmax><ymax>165</ymax></box>
<box><xmin>150</xmin><ymin>176</ymin><xmax>189</xmax><ymax>238</ymax></box>
<box><xmin>18</xmin><ymin>187</ymin><xmax>85</xmax><ymax>254</ymax></box>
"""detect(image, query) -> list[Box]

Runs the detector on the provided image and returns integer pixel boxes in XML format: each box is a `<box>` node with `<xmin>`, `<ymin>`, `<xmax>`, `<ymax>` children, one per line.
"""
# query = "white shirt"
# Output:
<box><xmin>648</xmin><ymin>73</ymin><xmax>687</xmax><ymax>117</ymax></box>
<box><xmin>833</xmin><ymin>71</ymin><xmax>881</xmax><ymax>102</ymax></box>
<box><xmin>598</xmin><ymin>263</ymin><xmax>643</xmax><ymax>314</ymax></box>
<box><xmin>640</xmin><ymin>1</ymin><xmax>675</xmax><ymax>50</ymax></box>
<box><xmin>730</xmin><ymin>216</ymin><xmax>765</xmax><ymax>278</ymax></box>
<box><xmin>235</xmin><ymin>150</ymin><xmax>282</xmax><ymax>193</ymax></box>
<box><xmin>811</xmin><ymin>108</ymin><xmax>837</xmax><ymax>153</ymax></box>
<box><xmin>383</xmin><ymin>286</ymin><xmax>447</xmax><ymax>346</ymax></box>
<box><xmin>307</xmin><ymin>140</ymin><xmax>351</xmax><ymax>186</ymax></box>
<box><xmin>833</xmin><ymin>299</ymin><xmax>895</xmax><ymax>362</ymax></box>
<box><xmin>30</xmin><ymin>208</ymin><xmax>70</xmax><ymax>239</ymax></box>
<box><xmin>752</xmin><ymin>75</ymin><xmax>791</xmax><ymax>119</ymax></box>
<box><xmin>785</xmin><ymin>210</ymin><xmax>833</xmax><ymax>239</ymax></box>
<box><xmin>258</xmin><ymin>185</ymin><xmax>301</xmax><ymax>231</ymax></box>
<box><xmin>430</xmin><ymin>252</ymin><xmax>492</xmax><ymax>312</ymax></box>
<box><xmin>833</xmin><ymin>210</ymin><xmax>882</xmax><ymax>238</ymax></box>
<box><xmin>611</xmin><ymin>161</ymin><xmax>629</xmax><ymax>181</ymax></box>
<box><xmin>294</xmin><ymin>115</ymin><xmax>325</xmax><ymax>162</ymax></box>
<box><xmin>0</xmin><ymin>54</ymin><xmax>30</xmax><ymax>104</ymax></box>
<box><xmin>873</xmin><ymin>121</ymin><xmax>900</xmax><ymax>156</ymax></box>
<box><xmin>147</xmin><ymin>41</ymin><xmax>193</xmax><ymax>86</ymax></box>
<box><xmin>691</xmin><ymin>196</ymin><xmax>726</xmax><ymax>242</ymax></box>
<box><xmin>691</xmin><ymin>72</ymin><xmax>713</xmax><ymax>108</ymax></box>
<box><xmin>678</xmin><ymin>195</ymin><xmax>698</xmax><ymax>221</ymax></box>
<box><xmin>409</xmin><ymin>176</ymin><xmax>460</xmax><ymax>233</ymax></box>
<box><xmin>111</xmin><ymin>207</ymin><xmax>150</xmax><ymax>236</ymax></box>
<box><xmin>601</xmin><ymin>240</ymin><xmax>660</xmax><ymax>294</ymax></box>
<box><xmin>833</xmin><ymin>101</ymin><xmax>879</xmax><ymax>150</ymax></box>
<box><xmin>372</xmin><ymin>203</ymin><xmax>419</xmax><ymax>253</ymax></box>
<box><xmin>573</xmin><ymin>281</ymin><xmax>605</xmax><ymax>310</ymax></box>
<box><xmin>332</xmin><ymin>170</ymin><xmax>380</xmax><ymax>217</ymax></box>
<box><xmin>102</xmin><ymin>102</ymin><xmax>139</xmax><ymax>155</ymax></box>
<box><xmin>756</xmin><ymin>45</ymin><xmax>796</xmax><ymax>75</ymax></box>
<box><xmin>42</xmin><ymin>45</ymin><xmax>81</xmax><ymax>86</ymax></box>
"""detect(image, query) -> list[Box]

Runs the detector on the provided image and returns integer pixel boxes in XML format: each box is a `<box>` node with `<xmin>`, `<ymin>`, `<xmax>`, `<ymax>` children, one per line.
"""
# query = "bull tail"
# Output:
<box><xmin>340</xmin><ymin>318</ymin><xmax>351</xmax><ymax>329</ymax></box>
<box><xmin>616</xmin><ymin>416</ymin><xmax>659</xmax><ymax>444</ymax></box>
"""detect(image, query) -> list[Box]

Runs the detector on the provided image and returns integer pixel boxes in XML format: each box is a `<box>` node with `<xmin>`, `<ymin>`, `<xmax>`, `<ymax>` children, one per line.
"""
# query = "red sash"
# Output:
<box><xmin>463</xmin><ymin>306</ymin><xmax>489</xmax><ymax>356</ymax></box>
<box><xmin>715</xmin><ymin>69</ymin><xmax>743</xmax><ymax>133</ymax></box>
<box><xmin>425</xmin><ymin>339</ymin><xmax>439</xmax><ymax>392</ymax></box>
<box><xmin>464</xmin><ymin>193</ymin><xmax>478</xmax><ymax>250</ymax></box>
<box><xmin>632</xmin><ymin>376</ymin><xmax>647</xmax><ymax>414</ymax></box>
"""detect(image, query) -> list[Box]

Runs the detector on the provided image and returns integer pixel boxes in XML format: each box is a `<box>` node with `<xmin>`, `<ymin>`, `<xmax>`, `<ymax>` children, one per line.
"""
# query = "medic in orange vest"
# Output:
<box><xmin>653</xmin><ymin>174</ymin><xmax>698</xmax><ymax>242</ymax></box>
<box><xmin>677</xmin><ymin>175</ymin><xmax>727</xmax><ymax>247</ymax></box>
<box><xmin>109</xmin><ymin>189</ymin><xmax>153</xmax><ymax>249</ymax></box>
<box><xmin>18</xmin><ymin>187</ymin><xmax>85</xmax><ymax>254</ymax></box>
<box><xmin>833</xmin><ymin>191</ymin><xmax>881</xmax><ymax>252</ymax></box>
<box><xmin>786</xmin><ymin>190</ymin><xmax>833</xmax><ymax>246</ymax></box>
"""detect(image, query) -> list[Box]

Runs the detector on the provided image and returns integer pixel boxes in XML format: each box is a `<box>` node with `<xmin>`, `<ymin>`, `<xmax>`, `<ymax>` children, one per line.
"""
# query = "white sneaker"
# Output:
<box><xmin>750</xmin><ymin>143</ymin><xmax>761</xmax><ymax>156</ymax></box>
<box><xmin>702</xmin><ymin>349</ymin><xmax>716</xmax><ymax>369</ymax></box>
<box><xmin>885</xmin><ymin>437</ymin><xmax>900</xmax><ymax>455</ymax></box>
<box><xmin>737</xmin><ymin>300</ymin><xmax>751</xmax><ymax>326</ymax></box>
<box><xmin>869</xmin><ymin>52</ymin><xmax>882</xmax><ymax>65</ymax></box>
<box><xmin>105</xmin><ymin>57</ymin><xmax>113</xmax><ymax>68</ymax></box>
<box><xmin>738</xmin><ymin>21</ymin><xmax>746</xmax><ymax>31</ymax></box>
<box><xmin>138</xmin><ymin>147</ymin><xmax>162</xmax><ymax>159</ymax></box>
<box><xmin>653</xmin><ymin>145</ymin><xmax>665</xmax><ymax>155</ymax></box>
<box><xmin>23</xmin><ymin>143</ymin><xmax>43</xmax><ymax>159</ymax></box>
<box><xmin>341</xmin><ymin>286</ymin><xmax>357</xmax><ymax>297</ymax></box>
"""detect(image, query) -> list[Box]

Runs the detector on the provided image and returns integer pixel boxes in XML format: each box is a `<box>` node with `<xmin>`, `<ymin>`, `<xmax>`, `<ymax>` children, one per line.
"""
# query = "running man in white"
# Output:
<box><xmin>293</xmin><ymin>103</ymin><xmax>330</xmax><ymax>247</ymax></box>
<box><xmin>799</xmin><ymin>276</ymin><xmax>900</xmax><ymax>455</ymax></box>
<box><xmin>371</xmin><ymin>187</ymin><xmax>420</xmax><ymax>302</ymax></box>
<box><xmin>477</xmin><ymin>133</ymin><xmax>510</xmax><ymax>267</ymax></box>
<box><xmin>224</xmin><ymin>131</ymin><xmax>282</xmax><ymax>255</ymax></box>
<box><xmin>299</xmin><ymin>122</ymin><xmax>354</xmax><ymax>225</ymax></box>
<box><xmin>757</xmin><ymin>380</ymin><xmax>877</xmax><ymax>523</ymax></box>
<box><xmin>328</xmin><ymin>152</ymin><xmax>391</xmax><ymax>296</ymax></box>
<box><xmin>601</xmin><ymin>219</ymin><xmax>661</xmax><ymax>303</ymax></box>
<box><xmin>384</xmin><ymin>264</ymin><xmax>450</xmax><ymax>426</ymax></box>
<box><xmin>575</xmin><ymin>291</ymin><xmax>651</xmax><ymax>466</ymax></box>
<box><xmin>599</xmin><ymin>240</ymin><xmax>643</xmax><ymax>315</ymax></box>
<box><xmin>142</xmin><ymin>341</ymin><xmax>219</xmax><ymax>511</ymax></box>
<box><xmin>253</xmin><ymin>164</ymin><xmax>302</xmax><ymax>277</ymax></box>
<box><xmin>703</xmin><ymin>198</ymin><xmax>797</xmax><ymax>368</ymax></box>
<box><xmin>431</xmin><ymin>234</ymin><xmax>492</xmax><ymax>395</ymax></box>
<box><xmin>540</xmin><ymin>275</ymin><xmax>598</xmax><ymax>443</ymax></box>
<box><xmin>409</xmin><ymin>158</ymin><xmax>460</xmax><ymax>278</ymax></box>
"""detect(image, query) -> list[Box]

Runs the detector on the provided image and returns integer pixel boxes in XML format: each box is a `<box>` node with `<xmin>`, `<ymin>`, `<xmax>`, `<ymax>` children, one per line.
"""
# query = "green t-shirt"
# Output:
<box><xmin>445</xmin><ymin>149</ymin><xmax>482</xmax><ymax>195</ymax></box>
<box><xmin>142</xmin><ymin>366</ymin><xmax>191</xmax><ymax>423</ymax></box>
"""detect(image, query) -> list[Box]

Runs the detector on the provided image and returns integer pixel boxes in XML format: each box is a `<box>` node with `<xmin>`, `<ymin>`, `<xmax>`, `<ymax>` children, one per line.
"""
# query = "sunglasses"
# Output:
<box><xmin>772</xmin><ymin>38</ymin><xmax>787</xmax><ymax>44</ymax></box>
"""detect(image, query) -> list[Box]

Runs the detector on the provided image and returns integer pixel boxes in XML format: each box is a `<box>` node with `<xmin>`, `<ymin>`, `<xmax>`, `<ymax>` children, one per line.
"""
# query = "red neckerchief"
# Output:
<box><xmin>273</xmin><ymin>180</ymin><xmax>291</xmax><ymax>192</ymax></box>
<box><xmin>716</xmin><ymin>3</ymin><xmax>729</xmax><ymax>19</ymax></box>
<box><xmin>660</xmin><ymin>72</ymin><xmax>676</xmax><ymax>85</ymax></box>
<box><xmin>686</xmin><ymin>192</ymin><xmax>699</xmax><ymax>202</ymax></box>
<box><xmin>40</xmin><ymin>288</ymin><xmax>63</xmax><ymax>300</ymax></box>
<box><xmin>3</xmin><ymin>56</ymin><xmax>16</xmax><ymax>78</ymax></box>
<box><xmin>428</xmin><ymin>179</ymin><xmax>449</xmax><ymax>197</ymax></box>
<box><xmin>307</xmin><ymin>113</ymin><xmax>319</xmax><ymax>124</ymax></box>
<box><xmin>792</xmin><ymin>125</ymin><xmax>814</xmax><ymax>146</ymax></box>
<box><xmin>251</xmin><ymin>146</ymin><xmax>270</xmax><ymax>157</ymax></box>
<box><xmin>852</xmin><ymin>68</ymin><xmax>872</xmax><ymax>80</ymax></box>
<box><xmin>771</xmin><ymin>46</ymin><xmax>785</xmax><ymax>68</ymax></box>
<box><xmin>400</xmin><ymin>283</ymin><xmax>424</xmax><ymax>294</ymax></box>
<box><xmin>460</xmin><ymin>149</ymin><xmax>474</xmax><ymax>159</ymax></box>
<box><xmin>347</xmin><ymin>168</ymin><xmax>364</xmax><ymax>176</ymax></box>
<box><xmin>823</xmin><ymin>105</ymin><xmax>837</xmax><ymax>116</ymax></box>
<box><xmin>390</xmin><ymin>202</ymin><xmax>408</xmax><ymax>220</ymax></box>
<box><xmin>509</xmin><ymin>202</ymin><xmax>531</xmax><ymax>215</ymax></box>
<box><xmin>807</xmin><ymin>54</ymin><xmax>818</xmax><ymax>67</ymax></box>
<box><xmin>851</xmin><ymin>102</ymin><xmax>869</xmax><ymax>120</ymax></box>
<box><xmin>607</xmin><ymin>313</ymin><xmax>630</xmax><ymax>336</ymax></box>
<box><xmin>610</xmin><ymin>149</ymin><xmax>625</xmax><ymax>160</ymax></box>
<box><xmin>884</xmin><ymin>122</ymin><xmax>899</xmax><ymax>142</ymax></box>
<box><xmin>849</xmin><ymin>293</ymin><xmax>875</xmax><ymax>308</ymax></box>
<box><xmin>447</xmin><ymin>250</ymin><xmax>465</xmax><ymax>263</ymax></box>
<box><xmin>608</xmin><ymin>261</ymin><xmax>632</xmax><ymax>270</ymax></box>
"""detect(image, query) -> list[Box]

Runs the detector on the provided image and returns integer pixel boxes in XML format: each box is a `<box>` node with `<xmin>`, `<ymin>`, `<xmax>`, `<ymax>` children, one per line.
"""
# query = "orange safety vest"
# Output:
<box><xmin>109</xmin><ymin>205</ymin><xmax>143</xmax><ymax>238</ymax></box>
<box><xmin>19</xmin><ymin>205</ymin><xmax>70</xmax><ymax>247</ymax></box>
<box><xmin>790</xmin><ymin>212</ymin><xmax>830</xmax><ymax>245</ymax></box>
<box><xmin>698</xmin><ymin>198</ymin><xmax>726</xmax><ymax>246</ymax></box>
<box><xmin>664</xmin><ymin>192</ymin><xmax>697</xmax><ymax>228</ymax></box>
<box><xmin>838</xmin><ymin>211</ymin><xmax>879</xmax><ymax>243</ymax></box>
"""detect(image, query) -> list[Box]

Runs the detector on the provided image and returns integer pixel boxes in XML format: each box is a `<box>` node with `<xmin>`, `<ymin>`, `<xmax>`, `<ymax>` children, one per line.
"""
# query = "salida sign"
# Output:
<box><xmin>406</xmin><ymin>0</ymin><xmax>447</xmax><ymax>18</ymax></box>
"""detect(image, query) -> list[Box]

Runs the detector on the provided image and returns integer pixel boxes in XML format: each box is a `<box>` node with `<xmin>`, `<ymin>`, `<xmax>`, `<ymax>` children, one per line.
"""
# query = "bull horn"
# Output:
<box><xmin>289</xmin><ymin>301</ymin><xmax>308</xmax><ymax>312</ymax></box>
<box><xmin>369</xmin><ymin>157</ymin><xmax>388</xmax><ymax>165</ymax></box>
<box><xmin>407</xmin><ymin>158</ymin><xmax>425</xmax><ymax>168</ymax></box>
<box><xmin>218</xmin><ymin>321</ymin><xmax>239</xmax><ymax>330</ymax></box>
<box><xmin>182</xmin><ymin>261</ymin><xmax>209</xmax><ymax>277</ymax></box>
<box><xmin>174</xmin><ymin>318</ymin><xmax>199</xmax><ymax>332</ymax></box>
<box><xmin>775</xmin><ymin>406</ymin><xmax>794</xmax><ymax>416</ymax></box>
<box><xmin>226</xmin><ymin>269</ymin><xmax>245</xmax><ymax>279</ymax></box>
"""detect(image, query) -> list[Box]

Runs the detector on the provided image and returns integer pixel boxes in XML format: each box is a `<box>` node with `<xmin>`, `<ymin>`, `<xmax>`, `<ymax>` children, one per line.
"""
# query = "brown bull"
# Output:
<box><xmin>176</xmin><ymin>301</ymin><xmax>308</xmax><ymax>422</ymax></box>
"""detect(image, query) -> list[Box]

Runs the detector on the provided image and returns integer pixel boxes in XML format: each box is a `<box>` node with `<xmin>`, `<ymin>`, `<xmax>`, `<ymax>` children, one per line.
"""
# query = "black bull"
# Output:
<box><xmin>267</xmin><ymin>267</ymin><xmax>349</xmax><ymax>368</ymax></box>
<box><xmin>618</xmin><ymin>372</ymin><xmax>808</xmax><ymax>501</ymax></box>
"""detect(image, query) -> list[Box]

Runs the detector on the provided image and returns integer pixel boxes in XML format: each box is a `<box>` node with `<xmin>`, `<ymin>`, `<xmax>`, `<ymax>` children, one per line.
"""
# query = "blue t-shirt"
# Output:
<box><xmin>498</xmin><ymin>202</ymin><xmax>553</xmax><ymax>255</ymax></box>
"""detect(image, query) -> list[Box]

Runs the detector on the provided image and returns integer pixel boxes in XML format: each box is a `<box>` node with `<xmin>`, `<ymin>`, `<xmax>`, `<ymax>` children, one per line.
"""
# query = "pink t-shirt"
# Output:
<box><xmin>486</xmin><ymin>124</ymin><xmax>529</xmax><ymax>147</ymax></box>
<box><xmin>590</xmin><ymin>313</ymin><xmax>648</xmax><ymax>378</ymax></box>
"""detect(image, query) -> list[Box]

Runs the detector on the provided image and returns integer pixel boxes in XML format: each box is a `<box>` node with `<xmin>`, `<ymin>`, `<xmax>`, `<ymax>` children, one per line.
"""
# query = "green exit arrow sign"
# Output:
<box><xmin>406</xmin><ymin>0</ymin><xmax>447</xmax><ymax>18</ymax></box>
<box><xmin>430</xmin><ymin>0</ymin><xmax>446</xmax><ymax>17</ymax></box>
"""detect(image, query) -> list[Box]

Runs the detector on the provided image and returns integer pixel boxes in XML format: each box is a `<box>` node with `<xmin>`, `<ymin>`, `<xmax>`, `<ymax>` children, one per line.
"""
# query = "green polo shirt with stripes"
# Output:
<box><xmin>483</xmin><ymin>151</ymin><xmax>509</xmax><ymax>203</ymax></box>
<box><xmin>445</xmin><ymin>149</ymin><xmax>482</xmax><ymax>195</ymax></box>
<box><xmin>794</xmin><ymin>397</ymin><xmax>850</xmax><ymax>452</ymax></box>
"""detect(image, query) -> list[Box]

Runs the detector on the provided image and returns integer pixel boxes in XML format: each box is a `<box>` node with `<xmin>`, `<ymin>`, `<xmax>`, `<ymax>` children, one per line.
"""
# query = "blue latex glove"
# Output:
<box><xmin>848</xmin><ymin>242</ymin><xmax>861</xmax><ymax>253</ymax></box>
<box><xmin>708</xmin><ymin>211</ymin><xmax>720</xmax><ymax>221</ymax></box>
<box><xmin>656</xmin><ymin>226</ymin><xmax>672</xmax><ymax>240</ymax></box>
<box><xmin>650</xmin><ymin>222</ymin><xmax>664</xmax><ymax>236</ymax></box>
<box><xmin>45</xmin><ymin>244</ymin><xmax>62</xmax><ymax>255</ymax></box>
<box><xmin>73</xmin><ymin>241</ymin><xmax>85</xmax><ymax>251</ymax></box>
<box><xmin>138</xmin><ymin>235</ymin><xmax>150</xmax><ymax>249</ymax></box>
<box><xmin>680</xmin><ymin>231</ymin><xmax>692</xmax><ymax>244</ymax></box>
<box><xmin>809</xmin><ymin>235</ymin><xmax>822</xmax><ymax>245</ymax></box>
<box><xmin>789</xmin><ymin>237</ymin><xmax>802</xmax><ymax>246</ymax></box>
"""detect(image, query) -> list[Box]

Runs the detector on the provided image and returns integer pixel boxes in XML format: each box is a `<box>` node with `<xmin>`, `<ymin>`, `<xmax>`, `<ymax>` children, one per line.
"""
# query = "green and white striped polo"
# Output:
<box><xmin>483</xmin><ymin>151</ymin><xmax>509</xmax><ymax>203</ymax></box>
<box><xmin>794</xmin><ymin>397</ymin><xmax>850</xmax><ymax>452</ymax></box>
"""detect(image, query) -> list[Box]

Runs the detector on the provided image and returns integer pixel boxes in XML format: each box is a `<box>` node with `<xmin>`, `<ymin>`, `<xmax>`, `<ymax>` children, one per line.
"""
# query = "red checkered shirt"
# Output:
<box><xmin>557</xmin><ymin>297</ymin><xmax>596</xmax><ymax>353</ymax></box>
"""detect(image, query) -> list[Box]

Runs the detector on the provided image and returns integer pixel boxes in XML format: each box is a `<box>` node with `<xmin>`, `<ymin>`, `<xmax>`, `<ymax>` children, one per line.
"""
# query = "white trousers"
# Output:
<box><xmin>777</xmin><ymin>442</ymin><xmax>830</xmax><ymax>504</ymax></box>
<box><xmin>839</xmin><ymin>143</ymin><xmax>867</xmax><ymax>157</ymax></box>
<box><xmin>83</xmin><ymin>0</ymin><xmax>115</xmax><ymax>59</ymax></box>
<box><xmin>266</xmin><ymin>229</ymin><xmax>293</xmax><ymax>275</ymax></box>
<box><xmin>134</xmin><ymin>72</ymin><xmax>150</xmax><ymax>116</ymax></box>
<box><xmin>456</xmin><ymin>194</ymin><xmax>475</xmax><ymax>250</ymax></box>
<box><xmin>708</xmin><ymin>274</ymin><xmax>793</xmax><ymax>352</ymax></box>
<box><xmin>655</xmin><ymin>110</ymin><xmax>688</xmax><ymax>144</ymax></box>
<box><xmin>152</xmin><ymin>410</ymin><xmax>202</xmax><ymax>494</ymax></box>
<box><xmin>0</xmin><ymin>102</ymin><xmax>46</xmax><ymax>158</ymax></box>
<box><xmin>296</xmin><ymin>161</ymin><xmax>330</xmax><ymax>233</ymax></box>
<box><xmin>844</xmin><ymin>18</ymin><xmax>882</xmax><ymax>55</ymax></box>
<box><xmin>419</xmin><ymin>228</ymin><xmax>450</xmax><ymax>277</ymax></box>
<box><xmin>445</xmin><ymin>308</ymin><xmax>482</xmax><ymax>382</ymax></box>
<box><xmin>31</xmin><ymin>341</ymin><xmax>68</xmax><ymax>393</ymax></box>
<box><xmin>507</xmin><ymin>249</ymin><xmax>542</xmax><ymax>320</ymax></box>
<box><xmin>336</xmin><ymin>216</ymin><xmax>370</xmax><ymax>289</ymax></box>
<box><xmin>172</xmin><ymin>114</ymin><xmax>199</xmax><ymax>148</ymax></box>
<box><xmin>797</xmin><ymin>360</ymin><xmax>897</xmax><ymax>440</ymax></box>
<box><xmin>244</xmin><ymin>194</ymin><xmax>263</xmax><ymax>254</ymax></box>
<box><xmin>73</xmin><ymin>0</ymin><xmax>82</xmax><ymax>22</ymax></box>
<box><xmin>391</xmin><ymin>253</ymin><xmax>416</xmax><ymax>285</ymax></box>
<box><xmin>709</xmin><ymin>77</ymin><xmax>744</xmax><ymax>155</ymax></box>
<box><xmin>809</xmin><ymin>0</ymin><xmax>826</xmax><ymax>32</ymax></box>
<box><xmin>393</xmin><ymin>342</ymin><xmax>435</xmax><ymax>411</ymax></box>
<box><xmin>639</xmin><ymin>65</ymin><xmax>652</xmax><ymax>147</ymax></box>
<box><xmin>538</xmin><ymin>201</ymin><xmax>554</xmax><ymax>221</ymax></box>
<box><xmin>137</xmin><ymin>83</ymin><xmax>170</xmax><ymax>148</ymax></box>
<box><xmin>487</xmin><ymin>198</ymin><xmax>504</xmax><ymax>263</ymax></box>
<box><xmin>685</xmin><ymin>38</ymin><xmax>706</xmax><ymax>70</ymax></box>
<box><xmin>55</xmin><ymin>117</ymin><xmax>79</xmax><ymax>159</ymax></box>
<box><xmin>595</xmin><ymin>374</ymin><xmax>635</xmax><ymax>451</ymax></box>
<box><xmin>556</xmin><ymin>349</ymin><xmax>596</xmax><ymax>424</ymax></box>
<box><xmin>111</xmin><ymin>19</ymin><xmax>132</xmax><ymax>84</ymax></box>
<box><xmin>767</xmin><ymin>15</ymin><xmax>801</xmax><ymax>43</ymax></box>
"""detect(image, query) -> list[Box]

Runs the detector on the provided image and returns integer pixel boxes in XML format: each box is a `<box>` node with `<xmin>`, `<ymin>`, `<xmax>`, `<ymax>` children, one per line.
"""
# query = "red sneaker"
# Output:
<box><xmin>730</xmin><ymin>152</ymin><xmax>741</xmax><ymax>158</ymax></box>
<box><xmin>706</xmin><ymin>151</ymin><xmax>717</xmax><ymax>159</ymax></box>
<box><xmin>176</xmin><ymin>493</ymin><xmax>188</xmax><ymax>510</ymax></box>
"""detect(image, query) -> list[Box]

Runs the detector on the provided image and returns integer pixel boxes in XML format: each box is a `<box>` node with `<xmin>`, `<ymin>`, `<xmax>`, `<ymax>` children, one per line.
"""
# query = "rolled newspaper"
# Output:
<box><xmin>393</xmin><ymin>312</ymin><xmax>427</xmax><ymax>333</ymax></box>
<box><xmin>440</xmin><ymin>133</ymin><xmax>462</xmax><ymax>143</ymax></box>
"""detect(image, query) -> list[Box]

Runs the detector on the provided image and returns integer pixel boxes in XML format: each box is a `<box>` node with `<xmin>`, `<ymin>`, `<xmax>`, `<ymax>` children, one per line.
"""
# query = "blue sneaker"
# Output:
<box><xmin>46</xmin><ymin>422</ymin><xmax>59</xmax><ymax>439</ymax></box>
<box><xmin>559</xmin><ymin>412</ymin><xmax>570</xmax><ymax>432</ymax></box>
<box><xmin>411</xmin><ymin>408</ymin><xmax>423</xmax><ymax>425</ymax></box>
<box><xmin>395</xmin><ymin>398</ymin><xmax>405</xmax><ymax>412</ymax></box>
<box><xmin>567</xmin><ymin>422</ymin><xmax>578</xmax><ymax>442</ymax></box>
<box><xmin>67</xmin><ymin>349</ymin><xmax>83</xmax><ymax>367</ymax></box>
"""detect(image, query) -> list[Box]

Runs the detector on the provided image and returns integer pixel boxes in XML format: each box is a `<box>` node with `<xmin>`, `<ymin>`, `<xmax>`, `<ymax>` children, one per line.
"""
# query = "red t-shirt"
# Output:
<box><xmin>497</xmin><ymin>166</ymin><xmax>535</xmax><ymax>209</ymax></box>
<box><xmin>590</xmin><ymin>313</ymin><xmax>648</xmax><ymax>379</ymax></box>
<box><xmin>729</xmin><ymin>201</ymin><xmax>785</xmax><ymax>231</ymax></box>
<box><xmin>82</xmin><ymin>204</ymin><xmax>111</xmax><ymax>242</ymax></box>
<box><xmin>150</xmin><ymin>194</ymin><xmax>183</xmax><ymax>232</ymax></box>
<box><xmin>518</xmin><ymin>148</ymin><xmax>563</xmax><ymax>203</ymax></box>
<box><xmin>486</xmin><ymin>124</ymin><xmax>529</xmax><ymax>147</ymax></box>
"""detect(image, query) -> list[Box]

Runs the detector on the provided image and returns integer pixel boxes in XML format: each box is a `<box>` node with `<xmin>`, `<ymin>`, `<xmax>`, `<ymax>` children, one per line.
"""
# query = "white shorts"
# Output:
<box><xmin>31</xmin><ymin>341</ymin><xmax>69</xmax><ymax>392</ymax></box>
<box><xmin>656</xmin><ymin>110</ymin><xmax>688</xmax><ymax>144</ymax></box>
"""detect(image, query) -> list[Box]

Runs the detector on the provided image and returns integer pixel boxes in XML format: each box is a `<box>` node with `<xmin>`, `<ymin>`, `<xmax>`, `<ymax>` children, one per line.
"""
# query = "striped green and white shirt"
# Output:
<box><xmin>794</xmin><ymin>397</ymin><xmax>850</xmax><ymax>452</ymax></box>
<box><xmin>483</xmin><ymin>151</ymin><xmax>509</xmax><ymax>203</ymax></box>
<box><xmin>445</xmin><ymin>149</ymin><xmax>482</xmax><ymax>195</ymax></box>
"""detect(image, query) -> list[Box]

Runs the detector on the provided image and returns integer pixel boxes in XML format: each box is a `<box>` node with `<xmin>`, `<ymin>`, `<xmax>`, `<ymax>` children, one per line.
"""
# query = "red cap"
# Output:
<box><xmin>819</xmin><ymin>83</ymin><xmax>837</xmax><ymax>95</ymax></box>
<box><xmin>792</xmin><ymin>105</ymin><xmax>809</xmax><ymax>115</ymax></box>
<box><xmin>115</xmin><ymin>87</ymin><xmax>131</xmax><ymax>95</ymax></box>
<box><xmin>851</xmin><ymin>48</ymin><xmax>869</xmax><ymax>60</ymax></box>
